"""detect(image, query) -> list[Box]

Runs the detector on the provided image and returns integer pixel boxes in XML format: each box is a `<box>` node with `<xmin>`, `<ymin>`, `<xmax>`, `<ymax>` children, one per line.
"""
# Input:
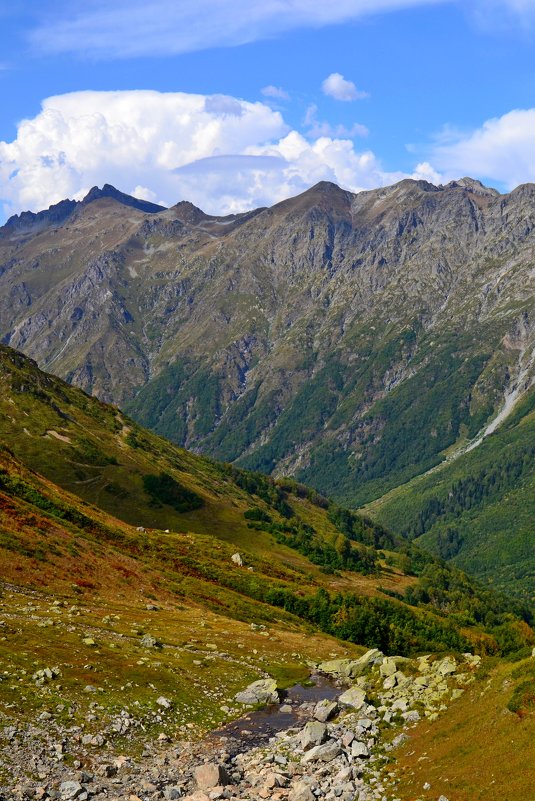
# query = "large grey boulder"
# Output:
<box><xmin>301</xmin><ymin>740</ymin><xmax>341</xmax><ymax>764</ymax></box>
<box><xmin>318</xmin><ymin>649</ymin><xmax>383</xmax><ymax>679</ymax></box>
<box><xmin>300</xmin><ymin>720</ymin><xmax>327</xmax><ymax>750</ymax></box>
<box><xmin>338</xmin><ymin>686</ymin><xmax>366</xmax><ymax>710</ymax></box>
<box><xmin>314</xmin><ymin>698</ymin><xmax>338</xmax><ymax>722</ymax></box>
<box><xmin>234</xmin><ymin>678</ymin><xmax>279</xmax><ymax>705</ymax></box>
<box><xmin>289</xmin><ymin>780</ymin><xmax>315</xmax><ymax>801</ymax></box>
<box><xmin>351</xmin><ymin>741</ymin><xmax>370</xmax><ymax>758</ymax></box>
<box><xmin>59</xmin><ymin>782</ymin><xmax>84</xmax><ymax>800</ymax></box>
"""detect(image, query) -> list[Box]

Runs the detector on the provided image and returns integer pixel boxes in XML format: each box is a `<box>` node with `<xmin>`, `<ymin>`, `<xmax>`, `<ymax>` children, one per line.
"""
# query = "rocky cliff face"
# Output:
<box><xmin>0</xmin><ymin>178</ymin><xmax>534</xmax><ymax>505</ymax></box>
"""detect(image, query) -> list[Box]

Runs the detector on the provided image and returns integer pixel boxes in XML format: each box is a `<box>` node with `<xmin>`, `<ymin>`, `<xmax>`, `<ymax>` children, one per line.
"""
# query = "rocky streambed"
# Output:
<box><xmin>1</xmin><ymin>649</ymin><xmax>480</xmax><ymax>801</ymax></box>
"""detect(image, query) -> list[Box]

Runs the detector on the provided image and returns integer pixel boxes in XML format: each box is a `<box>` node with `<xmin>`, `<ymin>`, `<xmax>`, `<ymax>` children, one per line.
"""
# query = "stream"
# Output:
<box><xmin>209</xmin><ymin>674</ymin><xmax>341</xmax><ymax>755</ymax></box>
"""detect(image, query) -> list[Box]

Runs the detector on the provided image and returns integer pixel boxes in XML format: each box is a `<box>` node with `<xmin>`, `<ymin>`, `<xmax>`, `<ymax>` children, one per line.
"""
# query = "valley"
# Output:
<box><xmin>0</xmin><ymin>181</ymin><xmax>534</xmax><ymax>800</ymax></box>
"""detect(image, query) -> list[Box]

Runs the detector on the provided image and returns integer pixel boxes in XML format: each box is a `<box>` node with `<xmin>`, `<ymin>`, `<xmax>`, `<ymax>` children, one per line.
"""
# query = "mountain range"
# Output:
<box><xmin>0</xmin><ymin>178</ymin><xmax>533</xmax><ymax>596</ymax></box>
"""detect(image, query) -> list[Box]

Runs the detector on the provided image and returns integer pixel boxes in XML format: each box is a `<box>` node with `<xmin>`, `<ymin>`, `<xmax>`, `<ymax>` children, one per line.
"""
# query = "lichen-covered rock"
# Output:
<box><xmin>234</xmin><ymin>678</ymin><xmax>279</xmax><ymax>705</ymax></box>
<box><xmin>314</xmin><ymin>698</ymin><xmax>338</xmax><ymax>722</ymax></box>
<box><xmin>338</xmin><ymin>686</ymin><xmax>367</xmax><ymax>710</ymax></box>
<box><xmin>300</xmin><ymin>721</ymin><xmax>327</xmax><ymax>750</ymax></box>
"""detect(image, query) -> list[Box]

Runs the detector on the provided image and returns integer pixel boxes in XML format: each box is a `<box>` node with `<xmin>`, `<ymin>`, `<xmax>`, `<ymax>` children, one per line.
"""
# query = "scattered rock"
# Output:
<box><xmin>338</xmin><ymin>686</ymin><xmax>366</xmax><ymax>710</ymax></box>
<box><xmin>313</xmin><ymin>699</ymin><xmax>338</xmax><ymax>722</ymax></box>
<box><xmin>300</xmin><ymin>721</ymin><xmax>327</xmax><ymax>750</ymax></box>
<box><xmin>194</xmin><ymin>763</ymin><xmax>231</xmax><ymax>790</ymax></box>
<box><xmin>59</xmin><ymin>781</ymin><xmax>84</xmax><ymax>800</ymax></box>
<box><xmin>156</xmin><ymin>696</ymin><xmax>172</xmax><ymax>709</ymax></box>
<box><xmin>141</xmin><ymin>634</ymin><xmax>162</xmax><ymax>649</ymax></box>
<box><xmin>234</xmin><ymin>678</ymin><xmax>279</xmax><ymax>705</ymax></box>
<box><xmin>301</xmin><ymin>740</ymin><xmax>341</xmax><ymax>764</ymax></box>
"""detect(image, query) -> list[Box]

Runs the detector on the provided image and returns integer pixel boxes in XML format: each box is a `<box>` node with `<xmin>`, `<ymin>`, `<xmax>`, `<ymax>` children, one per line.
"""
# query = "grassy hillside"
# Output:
<box><xmin>368</xmin><ymin>386</ymin><xmax>535</xmax><ymax>602</ymax></box>
<box><xmin>389</xmin><ymin>654</ymin><xmax>535</xmax><ymax>801</ymax></box>
<box><xmin>0</xmin><ymin>343</ymin><xmax>532</xmax><ymax>656</ymax></box>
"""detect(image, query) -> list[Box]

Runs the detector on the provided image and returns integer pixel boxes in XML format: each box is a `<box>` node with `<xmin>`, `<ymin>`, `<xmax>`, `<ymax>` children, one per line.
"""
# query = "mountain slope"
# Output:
<box><xmin>1</xmin><ymin>342</ymin><xmax>532</xmax><ymax>652</ymax></box>
<box><xmin>367</xmin><ymin>384</ymin><xmax>535</xmax><ymax>601</ymax></box>
<box><xmin>0</xmin><ymin>179</ymin><xmax>533</xmax><ymax>514</ymax></box>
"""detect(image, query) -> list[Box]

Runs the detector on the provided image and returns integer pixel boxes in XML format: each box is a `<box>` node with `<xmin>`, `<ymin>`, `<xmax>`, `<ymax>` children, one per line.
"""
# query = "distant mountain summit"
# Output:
<box><xmin>2</xmin><ymin>183</ymin><xmax>165</xmax><ymax>235</ymax></box>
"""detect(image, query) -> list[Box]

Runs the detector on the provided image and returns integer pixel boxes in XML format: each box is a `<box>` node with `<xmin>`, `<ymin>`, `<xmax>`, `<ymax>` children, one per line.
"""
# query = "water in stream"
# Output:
<box><xmin>209</xmin><ymin>674</ymin><xmax>341</xmax><ymax>755</ymax></box>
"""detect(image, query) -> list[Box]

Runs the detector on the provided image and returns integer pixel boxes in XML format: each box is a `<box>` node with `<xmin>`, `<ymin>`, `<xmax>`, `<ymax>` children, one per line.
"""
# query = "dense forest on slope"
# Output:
<box><xmin>369</xmin><ymin>386</ymin><xmax>535</xmax><ymax>601</ymax></box>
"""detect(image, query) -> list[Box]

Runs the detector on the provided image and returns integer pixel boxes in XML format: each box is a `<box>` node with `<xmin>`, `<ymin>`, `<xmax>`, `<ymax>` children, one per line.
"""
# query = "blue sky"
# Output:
<box><xmin>2</xmin><ymin>1</ymin><xmax>535</xmax><ymax>219</ymax></box>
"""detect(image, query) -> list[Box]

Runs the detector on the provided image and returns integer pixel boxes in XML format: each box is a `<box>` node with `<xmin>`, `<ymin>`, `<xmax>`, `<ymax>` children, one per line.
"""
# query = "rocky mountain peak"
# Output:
<box><xmin>445</xmin><ymin>177</ymin><xmax>500</xmax><ymax>197</ymax></box>
<box><xmin>81</xmin><ymin>184</ymin><xmax>166</xmax><ymax>213</ymax></box>
<box><xmin>170</xmin><ymin>200</ymin><xmax>211</xmax><ymax>225</ymax></box>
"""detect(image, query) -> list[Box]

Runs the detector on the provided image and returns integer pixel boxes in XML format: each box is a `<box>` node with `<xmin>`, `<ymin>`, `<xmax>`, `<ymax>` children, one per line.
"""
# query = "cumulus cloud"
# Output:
<box><xmin>321</xmin><ymin>73</ymin><xmax>368</xmax><ymax>102</ymax></box>
<box><xmin>29</xmin><ymin>0</ymin><xmax>448</xmax><ymax>58</ymax></box>
<box><xmin>430</xmin><ymin>108</ymin><xmax>535</xmax><ymax>188</ymax></box>
<box><xmin>0</xmin><ymin>89</ymin><xmax>441</xmax><ymax>220</ymax></box>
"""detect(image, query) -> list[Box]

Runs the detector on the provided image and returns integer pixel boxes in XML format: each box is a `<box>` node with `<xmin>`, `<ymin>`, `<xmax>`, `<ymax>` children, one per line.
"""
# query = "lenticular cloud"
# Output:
<box><xmin>0</xmin><ymin>89</ymin><xmax>437</xmax><ymax>220</ymax></box>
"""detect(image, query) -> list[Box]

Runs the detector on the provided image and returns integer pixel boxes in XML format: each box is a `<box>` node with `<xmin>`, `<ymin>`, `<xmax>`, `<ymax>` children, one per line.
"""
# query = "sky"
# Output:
<box><xmin>2</xmin><ymin>0</ymin><xmax>535</xmax><ymax>220</ymax></box>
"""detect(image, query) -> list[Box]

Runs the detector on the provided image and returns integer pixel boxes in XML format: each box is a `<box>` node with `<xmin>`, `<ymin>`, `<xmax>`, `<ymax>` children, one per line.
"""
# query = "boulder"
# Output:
<box><xmin>338</xmin><ymin>686</ymin><xmax>366</xmax><ymax>710</ymax></box>
<box><xmin>288</xmin><ymin>780</ymin><xmax>315</xmax><ymax>801</ymax></box>
<box><xmin>314</xmin><ymin>698</ymin><xmax>338</xmax><ymax>722</ymax></box>
<box><xmin>300</xmin><ymin>721</ymin><xmax>327</xmax><ymax>750</ymax></box>
<box><xmin>434</xmin><ymin>657</ymin><xmax>456</xmax><ymax>676</ymax></box>
<box><xmin>318</xmin><ymin>649</ymin><xmax>383</xmax><ymax>679</ymax></box>
<box><xmin>301</xmin><ymin>740</ymin><xmax>341</xmax><ymax>764</ymax></box>
<box><xmin>141</xmin><ymin>634</ymin><xmax>162</xmax><ymax>649</ymax></box>
<box><xmin>194</xmin><ymin>764</ymin><xmax>231</xmax><ymax>790</ymax></box>
<box><xmin>379</xmin><ymin>657</ymin><xmax>397</xmax><ymax>677</ymax></box>
<box><xmin>59</xmin><ymin>782</ymin><xmax>84</xmax><ymax>800</ymax></box>
<box><xmin>235</xmin><ymin>678</ymin><xmax>279</xmax><ymax>705</ymax></box>
<box><xmin>351</xmin><ymin>741</ymin><xmax>369</xmax><ymax>758</ymax></box>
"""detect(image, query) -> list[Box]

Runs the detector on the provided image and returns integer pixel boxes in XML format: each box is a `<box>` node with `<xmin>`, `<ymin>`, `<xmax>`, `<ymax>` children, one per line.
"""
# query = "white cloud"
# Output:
<box><xmin>261</xmin><ymin>85</ymin><xmax>290</xmax><ymax>101</ymax></box>
<box><xmin>29</xmin><ymin>0</ymin><xmax>448</xmax><ymax>58</ymax></box>
<box><xmin>0</xmin><ymin>89</ymin><xmax>440</xmax><ymax>220</ymax></box>
<box><xmin>304</xmin><ymin>104</ymin><xmax>369</xmax><ymax>138</ymax></box>
<box><xmin>429</xmin><ymin>108</ymin><xmax>535</xmax><ymax>188</ymax></box>
<box><xmin>321</xmin><ymin>73</ymin><xmax>368</xmax><ymax>102</ymax></box>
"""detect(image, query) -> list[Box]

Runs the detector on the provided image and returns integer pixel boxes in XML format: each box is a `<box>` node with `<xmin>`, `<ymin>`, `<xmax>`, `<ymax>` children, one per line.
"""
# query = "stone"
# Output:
<box><xmin>338</xmin><ymin>686</ymin><xmax>366</xmax><ymax>710</ymax></box>
<box><xmin>59</xmin><ymin>782</ymin><xmax>84</xmax><ymax>800</ymax></box>
<box><xmin>141</xmin><ymin>634</ymin><xmax>162</xmax><ymax>649</ymax></box>
<box><xmin>379</xmin><ymin>657</ymin><xmax>397</xmax><ymax>677</ymax></box>
<box><xmin>434</xmin><ymin>657</ymin><xmax>456</xmax><ymax>676</ymax></box>
<box><xmin>300</xmin><ymin>721</ymin><xmax>327</xmax><ymax>750</ymax></box>
<box><xmin>301</xmin><ymin>740</ymin><xmax>341</xmax><ymax>764</ymax></box>
<box><xmin>383</xmin><ymin>674</ymin><xmax>397</xmax><ymax>690</ymax></box>
<box><xmin>163</xmin><ymin>789</ymin><xmax>182</xmax><ymax>800</ymax></box>
<box><xmin>195</xmin><ymin>764</ymin><xmax>231</xmax><ymax>790</ymax></box>
<box><xmin>341</xmin><ymin>731</ymin><xmax>355</xmax><ymax>747</ymax></box>
<box><xmin>351</xmin><ymin>741</ymin><xmax>369</xmax><ymax>758</ymax></box>
<box><xmin>314</xmin><ymin>699</ymin><xmax>338</xmax><ymax>722</ymax></box>
<box><xmin>317</xmin><ymin>649</ymin><xmax>381</xmax><ymax>679</ymax></box>
<box><xmin>288</xmin><ymin>780</ymin><xmax>315</xmax><ymax>801</ymax></box>
<box><xmin>156</xmin><ymin>696</ymin><xmax>172</xmax><ymax>708</ymax></box>
<box><xmin>234</xmin><ymin>678</ymin><xmax>279</xmax><ymax>705</ymax></box>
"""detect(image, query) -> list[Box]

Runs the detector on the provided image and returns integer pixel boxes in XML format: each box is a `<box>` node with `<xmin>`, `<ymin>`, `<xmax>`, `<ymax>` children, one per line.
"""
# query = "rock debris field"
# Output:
<box><xmin>1</xmin><ymin>646</ymin><xmax>481</xmax><ymax>801</ymax></box>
